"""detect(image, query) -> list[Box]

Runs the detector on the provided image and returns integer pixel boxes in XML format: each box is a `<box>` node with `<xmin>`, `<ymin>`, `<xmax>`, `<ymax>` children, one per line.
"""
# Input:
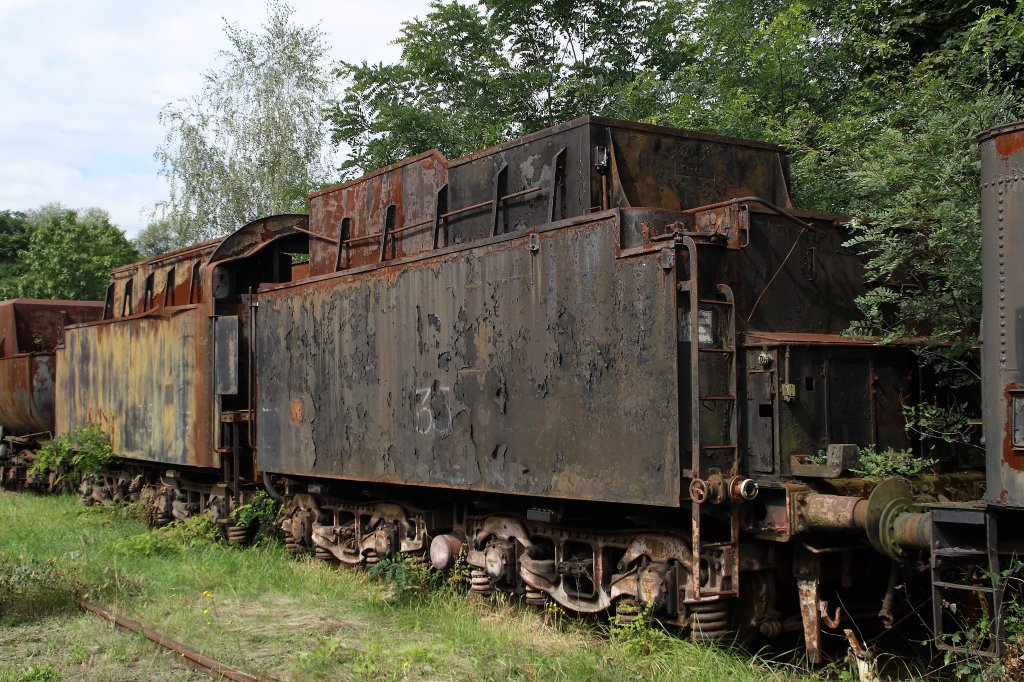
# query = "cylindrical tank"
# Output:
<box><xmin>979</xmin><ymin>122</ymin><xmax>1024</xmax><ymax>507</ymax></box>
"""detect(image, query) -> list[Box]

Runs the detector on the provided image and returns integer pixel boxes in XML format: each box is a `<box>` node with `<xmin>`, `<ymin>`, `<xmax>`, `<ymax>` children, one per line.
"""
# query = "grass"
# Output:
<box><xmin>0</xmin><ymin>492</ymin><xmax>810</xmax><ymax>681</ymax></box>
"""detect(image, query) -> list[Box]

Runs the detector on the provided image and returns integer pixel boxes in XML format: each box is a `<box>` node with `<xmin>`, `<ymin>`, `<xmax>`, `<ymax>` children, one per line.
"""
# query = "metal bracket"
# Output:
<box><xmin>660</xmin><ymin>247</ymin><xmax>675</xmax><ymax>270</ymax></box>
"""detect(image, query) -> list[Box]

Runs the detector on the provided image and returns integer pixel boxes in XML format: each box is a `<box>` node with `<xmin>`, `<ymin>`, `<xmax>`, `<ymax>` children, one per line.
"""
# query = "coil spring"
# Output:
<box><xmin>314</xmin><ymin>546</ymin><xmax>337</xmax><ymax>562</ymax></box>
<box><xmin>688</xmin><ymin>600</ymin><xmax>734</xmax><ymax>641</ymax></box>
<box><xmin>285</xmin><ymin>540</ymin><xmax>303</xmax><ymax>555</ymax></box>
<box><xmin>470</xmin><ymin>569</ymin><xmax>493</xmax><ymax>595</ymax></box>
<box><xmin>524</xmin><ymin>586</ymin><xmax>547</xmax><ymax>607</ymax></box>
<box><xmin>614</xmin><ymin>598</ymin><xmax>644</xmax><ymax>624</ymax></box>
<box><xmin>226</xmin><ymin>525</ymin><xmax>250</xmax><ymax>546</ymax></box>
<box><xmin>364</xmin><ymin>550</ymin><xmax>380</xmax><ymax>568</ymax></box>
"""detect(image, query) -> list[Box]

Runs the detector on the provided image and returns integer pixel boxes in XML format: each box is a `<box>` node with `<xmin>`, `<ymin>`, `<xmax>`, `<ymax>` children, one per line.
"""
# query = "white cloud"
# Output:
<box><xmin>0</xmin><ymin>0</ymin><xmax>432</xmax><ymax>237</ymax></box>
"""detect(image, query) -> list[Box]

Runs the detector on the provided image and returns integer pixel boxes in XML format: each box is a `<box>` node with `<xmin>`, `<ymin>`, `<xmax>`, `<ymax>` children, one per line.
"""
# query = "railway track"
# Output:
<box><xmin>79</xmin><ymin>601</ymin><xmax>269</xmax><ymax>682</ymax></box>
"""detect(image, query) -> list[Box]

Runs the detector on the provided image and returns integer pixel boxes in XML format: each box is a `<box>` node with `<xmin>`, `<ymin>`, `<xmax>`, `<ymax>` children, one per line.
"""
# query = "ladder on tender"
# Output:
<box><xmin>681</xmin><ymin>235</ymin><xmax>740</xmax><ymax>599</ymax></box>
<box><xmin>931</xmin><ymin>506</ymin><xmax>1006</xmax><ymax>657</ymax></box>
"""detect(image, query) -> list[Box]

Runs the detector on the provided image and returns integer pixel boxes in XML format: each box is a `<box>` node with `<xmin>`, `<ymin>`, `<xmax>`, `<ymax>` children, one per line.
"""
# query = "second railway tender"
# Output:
<box><xmin>22</xmin><ymin>116</ymin><xmax>1024</xmax><ymax>662</ymax></box>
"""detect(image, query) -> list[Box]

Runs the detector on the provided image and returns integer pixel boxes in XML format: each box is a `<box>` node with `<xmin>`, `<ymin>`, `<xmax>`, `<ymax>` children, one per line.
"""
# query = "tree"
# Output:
<box><xmin>645</xmin><ymin>1</ymin><xmax>863</xmax><ymax>138</ymax></box>
<box><xmin>327</xmin><ymin>0</ymin><xmax>1024</xmax><ymax>391</ymax></box>
<box><xmin>328</xmin><ymin>0</ymin><xmax>672</xmax><ymax>176</ymax></box>
<box><xmin>134</xmin><ymin>218</ymin><xmax>182</xmax><ymax>258</ymax></box>
<box><xmin>0</xmin><ymin>210</ymin><xmax>31</xmax><ymax>298</ymax></box>
<box><xmin>154</xmin><ymin>0</ymin><xmax>337</xmax><ymax>245</ymax></box>
<box><xmin>17</xmin><ymin>204</ymin><xmax>137</xmax><ymax>301</ymax></box>
<box><xmin>783</xmin><ymin>4</ymin><xmax>1024</xmax><ymax>375</ymax></box>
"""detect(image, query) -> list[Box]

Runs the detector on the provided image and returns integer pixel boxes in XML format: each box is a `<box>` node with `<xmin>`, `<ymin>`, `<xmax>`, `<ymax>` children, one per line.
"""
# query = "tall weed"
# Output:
<box><xmin>114</xmin><ymin>514</ymin><xmax>222</xmax><ymax>557</ymax></box>
<box><xmin>0</xmin><ymin>556</ymin><xmax>82</xmax><ymax>625</ymax></box>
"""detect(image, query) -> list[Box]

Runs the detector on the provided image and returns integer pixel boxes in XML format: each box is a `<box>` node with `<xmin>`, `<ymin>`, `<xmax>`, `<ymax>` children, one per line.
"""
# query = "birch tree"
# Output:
<box><xmin>153</xmin><ymin>1</ymin><xmax>336</xmax><ymax>245</ymax></box>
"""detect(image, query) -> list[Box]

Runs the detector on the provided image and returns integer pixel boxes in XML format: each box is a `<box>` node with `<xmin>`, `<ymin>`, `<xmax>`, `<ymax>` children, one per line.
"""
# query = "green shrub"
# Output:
<box><xmin>0</xmin><ymin>664</ymin><xmax>61</xmax><ymax>682</ymax></box>
<box><xmin>231</xmin><ymin>491</ymin><xmax>280</xmax><ymax>543</ymax></box>
<box><xmin>369</xmin><ymin>556</ymin><xmax>439</xmax><ymax>606</ymax></box>
<box><xmin>115</xmin><ymin>514</ymin><xmax>222</xmax><ymax>557</ymax></box>
<box><xmin>903</xmin><ymin>401</ymin><xmax>977</xmax><ymax>449</ymax></box>
<box><xmin>609</xmin><ymin>602</ymin><xmax>673</xmax><ymax>658</ymax></box>
<box><xmin>851</xmin><ymin>447</ymin><xmax>937</xmax><ymax>482</ymax></box>
<box><xmin>939</xmin><ymin>559</ymin><xmax>1024</xmax><ymax>680</ymax></box>
<box><xmin>29</xmin><ymin>425</ymin><xmax>114</xmax><ymax>488</ymax></box>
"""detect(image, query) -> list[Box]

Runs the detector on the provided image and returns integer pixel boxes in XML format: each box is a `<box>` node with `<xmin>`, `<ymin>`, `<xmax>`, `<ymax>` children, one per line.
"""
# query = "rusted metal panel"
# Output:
<box><xmin>56</xmin><ymin>307</ymin><xmax>212</xmax><ymax>467</ymax></box>
<box><xmin>742</xmin><ymin>331</ymin><xmax>909</xmax><ymax>346</ymax></box>
<box><xmin>0</xmin><ymin>299</ymin><xmax>104</xmax><ymax>356</ymax></box>
<box><xmin>308</xmin><ymin>153</ymin><xmax>447</xmax><ymax>276</ymax></box>
<box><xmin>213</xmin><ymin>316</ymin><xmax>239</xmax><ymax>396</ymax></box>
<box><xmin>303</xmin><ymin>117</ymin><xmax>798</xmax><ymax>286</ymax></box>
<box><xmin>744</xmin><ymin>356</ymin><xmax>775</xmax><ymax>475</ymax></box>
<box><xmin>443</xmin><ymin>117</ymin><xmax>794</xmax><ymax>247</ymax></box>
<box><xmin>446</xmin><ymin>123</ymin><xmax>589</xmax><ymax>243</ymax></box>
<box><xmin>738</xmin><ymin>344</ymin><xmax>914</xmax><ymax>480</ymax></box>
<box><xmin>0</xmin><ymin>354</ymin><xmax>54</xmax><ymax>434</ymax></box>
<box><xmin>107</xmin><ymin>239</ymin><xmax>220</xmax><ymax>319</ymax></box>
<box><xmin>257</xmin><ymin>211</ymin><xmax>682</xmax><ymax>506</ymax></box>
<box><xmin>979</xmin><ymin>121</ymin><xmax>1024</xmax><ymax>507</ymax></box>
<box><xmin>602</xmin><ymin>123</ymin><xmax>792</xmax><ymax>211</ymax></box>
<box><xmin>208</xmin><ymin>214</ymin><xmax>308</xmax><ymax>264</ymax></box>
<box><xmin>736</xmin><ymin>211</ymin><xmax>863</xmax><ymax>335</ymax></box>
<box><xmin>0</xmin><ymin>299</ymin><xmax>103</xmax><ymax>435</ymax></box>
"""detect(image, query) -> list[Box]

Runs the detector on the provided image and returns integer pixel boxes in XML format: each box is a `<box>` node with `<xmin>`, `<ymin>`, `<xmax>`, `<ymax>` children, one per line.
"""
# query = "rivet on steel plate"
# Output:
<box><xmin>528</xmin><ymin>233</ymin><xmax>540</xmax><ymax>252</ymax></box>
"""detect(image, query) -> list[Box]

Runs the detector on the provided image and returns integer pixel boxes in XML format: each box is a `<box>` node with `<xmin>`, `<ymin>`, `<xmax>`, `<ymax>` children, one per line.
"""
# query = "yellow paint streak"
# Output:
<box><xmin>55</xmin><ymin>310</ymin><xmax>204</xmax><ymax>465</ymax></box>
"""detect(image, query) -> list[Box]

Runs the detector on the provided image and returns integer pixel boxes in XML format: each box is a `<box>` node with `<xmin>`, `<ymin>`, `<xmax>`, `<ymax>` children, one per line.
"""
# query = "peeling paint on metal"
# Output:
<box><xmin>257</xmin><ymin>213</ymin><xmax>682</xmax><ymax>506</ymax></box>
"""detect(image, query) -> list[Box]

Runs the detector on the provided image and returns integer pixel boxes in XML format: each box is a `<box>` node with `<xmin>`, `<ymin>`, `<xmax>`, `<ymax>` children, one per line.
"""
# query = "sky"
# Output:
<box><xmin>0</xmin><ymin>0</ymin><xmax>432</xmax><ymax>238</ymax></box>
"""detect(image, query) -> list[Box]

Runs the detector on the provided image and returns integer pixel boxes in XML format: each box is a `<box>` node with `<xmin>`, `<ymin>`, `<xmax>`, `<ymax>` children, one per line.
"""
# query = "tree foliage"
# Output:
<box><xmin>329</xmin><ymin>1</ymin><xmax>1024</xmax><ymax>383</ymax></box>
<box><xmin>0</xmin><ymin>211</ymin><xmax>31</xmax><ymax>299</ymax></box>
<box><xmin>328</xmin><ymin>0</ymin><xmax>674</xmax><ymax>176</ymax></box>
<box><xmin>154</xmin><ymin>0</ymin><xmax>336</xmax><ymax>245</ymax></box>
<box><xmin>16</xmin><ymin>204</ymin><xmax>136</xmax><ymax>301</ymax></box>
<box><xmin>133</xmin><ymin>218</ymin><xmax>180</xmax><ymax>259</ymax></box>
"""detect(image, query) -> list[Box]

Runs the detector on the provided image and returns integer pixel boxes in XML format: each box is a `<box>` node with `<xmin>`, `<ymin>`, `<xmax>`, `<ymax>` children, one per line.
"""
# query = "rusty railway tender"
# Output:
<box><xmin>3</xmin><ymin>116</ymin><xmax>1024</xmax><ymax>662</ymax></box>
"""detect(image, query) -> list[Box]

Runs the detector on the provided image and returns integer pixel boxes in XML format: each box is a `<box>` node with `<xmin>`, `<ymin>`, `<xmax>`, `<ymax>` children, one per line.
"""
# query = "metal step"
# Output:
<box><xmin>933</xmin><ymin>581</ymin><xmax>995</xmax><ymax>593</ymax></box>
<box><xmin>933</xmin><ymin>548</ymin><xmax>986</xmax><ymax>557</ymax></box>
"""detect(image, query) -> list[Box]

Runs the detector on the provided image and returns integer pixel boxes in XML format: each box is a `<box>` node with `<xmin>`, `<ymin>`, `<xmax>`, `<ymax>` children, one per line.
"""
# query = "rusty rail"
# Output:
<box><xmin>79</xmin><ymin>600</ymin><xmax>267</xmax><ymax>682</ymax></box>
